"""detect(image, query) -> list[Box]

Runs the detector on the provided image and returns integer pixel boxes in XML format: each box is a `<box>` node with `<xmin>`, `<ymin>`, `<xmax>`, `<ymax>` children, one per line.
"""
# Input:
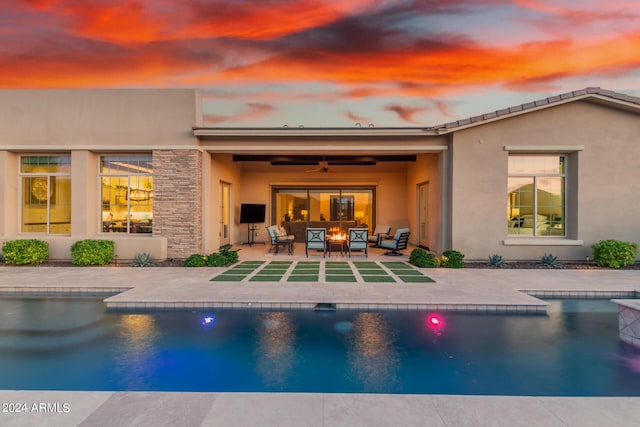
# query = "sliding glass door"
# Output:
<box><xmin>273</xmin><ymin>186</ymin><xmax>375</xmax><ymax>240</ymax></box>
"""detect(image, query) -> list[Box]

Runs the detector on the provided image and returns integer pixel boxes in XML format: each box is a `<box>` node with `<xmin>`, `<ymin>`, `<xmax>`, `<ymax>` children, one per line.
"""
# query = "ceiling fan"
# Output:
<box><xmin>305</xmin><ymin>157</ymin><xmax>332</xmax><ymax>173</ymax></box>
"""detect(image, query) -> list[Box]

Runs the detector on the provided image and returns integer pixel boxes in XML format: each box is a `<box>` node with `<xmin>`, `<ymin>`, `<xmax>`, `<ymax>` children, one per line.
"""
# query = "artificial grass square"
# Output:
<box><xmin>389</xmin><ymin>269</ymin><xmax>422</xmax><ymax>275</ymax></box>
<box><xmin>238</xmin><ymin>261</ymin><xmax>265</xmax><ymax>266</ymax></box>
<box><xmin>296</xmin><ymin>261</ymin><xmax>320</xmax><ymax>265</ymax></box>
<box><xmin>325</xmin><ymin>275</ymin><xmax>357</xmax><ymax>282</ymax></box>
<box><xmin>325</xmin><ymin>261</ymin><xmax>349</xmax><ymax>266</ymax></box>
<box><xmin>325</xmin><ymin>269</ymin><xmax>353</xmax><ymax>275</ymax></box>
<box><xmin>249</xmin><ymin>275</ymin><xmax>284</xmax><ymax>282</ymax></box>
<box><xmin>210</xmin><ymin>275</ymin><xmax>247</xmax><ymax>282</ymax></box>
<box><xmin>381</xmin><ymin>261</ymin><xmax>411</xmax><ymax>268</ymax></box>
<box><xmin>260</xmin><ymin>267</ymin><xmax>289</xmax><ymax>273</ymax></box>
<box><xmin>268</xmin><ymin>261</ymin><xmax>293</xmax><ymax>265</ymax></box>
<box><xmin>287</xmin><ymin>275</ymin><xmax>319</xmax><ymax>282</ymax></box>
<box><xmin>398</xmin><ymin>276</ymin><xmax>435</xmax><ymax>283</ymax></box>
<box><xmin>353</xmin><ymin>261</ymin><xmax>379</xmax><ymax>268</ymax></box>
<box><xmin>225</xmin><ymin>268</ymin><xmax>257</xmax><ymax>274</ymax></box>
<box><xmin>361</xmin><ymin>275</ymin><xmax>396</xmax><ymax>283</ymax></box>
<box><xmin>357</xmin><ymin>269</ymin><xmax>386</xmax><ymax>275</ymax></box>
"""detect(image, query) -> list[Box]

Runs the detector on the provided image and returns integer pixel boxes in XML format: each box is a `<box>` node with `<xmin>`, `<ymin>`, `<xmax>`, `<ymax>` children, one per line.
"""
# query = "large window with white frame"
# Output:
<box><xmin>100</xmin><ymin>155</ymin><xmax>153</xmax><ymax>234</ymax></box>
<box><xmin>507</xmin><ymin>155</ymin><xmax>565</xmax><ymax>236</ymax></box>
<box><xmin>20</xmin><ymin>155</ymin><xmax>72</xmax><ymax>234</ymax></box>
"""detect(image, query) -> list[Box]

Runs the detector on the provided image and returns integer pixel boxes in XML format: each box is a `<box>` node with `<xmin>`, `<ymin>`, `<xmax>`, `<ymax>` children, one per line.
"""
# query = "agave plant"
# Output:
<box><xmin>488</xmin><ymin>254</ymin><xmax>506</xmax><ymax>268</ymax></box>
<box><xmin>539</xmin><ymin>253</ymin><xmax>559</xmax><ymax>269</ymax></box>
<box><xmin>131</xmin><ymin>252</ymin><xmax>156</xmax><ymax>267</ymax></box>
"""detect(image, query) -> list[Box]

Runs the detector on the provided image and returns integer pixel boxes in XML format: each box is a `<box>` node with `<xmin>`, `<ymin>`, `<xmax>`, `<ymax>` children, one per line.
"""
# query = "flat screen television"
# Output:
<box><xmin>239</xmin><ymin>203</ymin><xmax>266</xmax><ymax>224</ymax></box>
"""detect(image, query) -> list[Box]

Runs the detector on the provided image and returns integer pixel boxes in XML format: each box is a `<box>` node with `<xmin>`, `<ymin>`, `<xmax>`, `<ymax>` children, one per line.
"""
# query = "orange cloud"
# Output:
<box><xmin>384</xmin><ymin>104</ymin><xmax>429</xmax><ymax>124</ymax></box>
<box><xmin>203</xmin><ymin>102</ymin><xmax>275</xmax><ymax>124</ymax></box>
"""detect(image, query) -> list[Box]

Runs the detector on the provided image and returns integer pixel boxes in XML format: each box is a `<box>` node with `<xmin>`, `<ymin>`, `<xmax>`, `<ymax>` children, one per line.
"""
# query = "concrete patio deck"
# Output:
<box><xmin>1</xmin><ymin>249</ymin><xmax>639</xmax><ymax>426</ymax></box>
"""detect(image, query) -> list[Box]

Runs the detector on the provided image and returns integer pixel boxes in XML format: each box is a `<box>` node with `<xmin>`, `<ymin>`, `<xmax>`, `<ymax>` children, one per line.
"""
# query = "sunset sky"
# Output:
<box><xmin>2</xmin><ymin>0</ymin><xmax>639</xmax><ymax>126</ymax></box>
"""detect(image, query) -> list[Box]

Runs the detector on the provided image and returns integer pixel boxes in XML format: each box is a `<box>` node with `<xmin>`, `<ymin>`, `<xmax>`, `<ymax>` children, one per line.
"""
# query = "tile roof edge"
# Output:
<box><xmin>435</xmin><ymin>87</ymin><xmax>640</xmax><ymax>132</ymax></box>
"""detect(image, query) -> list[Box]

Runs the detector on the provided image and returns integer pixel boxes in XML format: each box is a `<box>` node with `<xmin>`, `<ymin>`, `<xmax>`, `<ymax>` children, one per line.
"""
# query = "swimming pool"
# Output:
<box><xmin>1</xmin><ymin>297</ymin><xmax>639</xmax><ymax>395</ymax></box>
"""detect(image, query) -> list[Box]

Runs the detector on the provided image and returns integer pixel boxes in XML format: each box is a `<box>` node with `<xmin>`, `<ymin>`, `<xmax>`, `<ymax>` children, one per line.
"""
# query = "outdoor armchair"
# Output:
<box><xmin>305</xmin><ymin>227</ymin><xmax>327</xmax><ymax>257</ymax></box>
<box><xmin>379</xmin><ymin>228</ymin><xmax>410</xmax><ymax>256</ymax></box>
<box><xmin>266</xmin><ymin>225</ymin><xmax>294</xmax><ymax>255</ymax></box>
<box><xmin>368</xmin><ymin>224</ymin><xmax>391</xmax><ymax>247</ymax></box>
<box><xmin>347</xmin><ymin>228</ymin><xmax>368</xmax><ymax>258</ymax></box>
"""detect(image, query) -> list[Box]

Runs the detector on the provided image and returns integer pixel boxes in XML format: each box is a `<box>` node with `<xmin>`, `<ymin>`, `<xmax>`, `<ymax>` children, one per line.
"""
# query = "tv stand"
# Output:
<box><xmin>242</xmin><ymin>223</ymin><xmax>265</xmax><ymax>247</ymax></box>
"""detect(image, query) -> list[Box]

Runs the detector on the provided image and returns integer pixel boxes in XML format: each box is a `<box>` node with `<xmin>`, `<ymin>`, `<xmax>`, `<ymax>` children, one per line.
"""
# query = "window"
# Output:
<box><xmin>20</xmin><ymin>155</ymin><xmax>71</xmax><ymax>234</ymax></box>
<box><xmin>100</xmin><ymin>155</ymin><xmax>153</xmax><ymax>234</ymax></box>
<box><xmin>508</xmin><ymin>156</ymin><xmax>565</xmax><ymax>236</ymax></box>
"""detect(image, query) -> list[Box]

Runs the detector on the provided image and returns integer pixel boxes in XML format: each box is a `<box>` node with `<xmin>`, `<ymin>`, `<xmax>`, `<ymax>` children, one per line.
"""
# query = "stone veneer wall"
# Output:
<box><xmin>153</xmin><ymin>149</ymin><xmax>202</xmax><ymax>259</ymax></box>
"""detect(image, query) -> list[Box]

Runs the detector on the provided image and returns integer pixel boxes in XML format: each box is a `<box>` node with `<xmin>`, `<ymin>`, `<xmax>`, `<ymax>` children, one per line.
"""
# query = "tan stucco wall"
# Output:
<box><xmin>0</xmin><ymin>89</ymin><xmax>198</xmax><ymax>261</ymax></box>
<box><xmin>407</xmin><ymin>153</ymin><xmax>444</xmax><ymax>252</ymax></box>
<box><xmin>0</xmin><ymin>89</ymin><xmax>198</xmax><ymax>149</ymax></box>
<box><xmin>450</xmin><ymin>100</ymin><xmax>640</xmax><ymax>260</ymax></box>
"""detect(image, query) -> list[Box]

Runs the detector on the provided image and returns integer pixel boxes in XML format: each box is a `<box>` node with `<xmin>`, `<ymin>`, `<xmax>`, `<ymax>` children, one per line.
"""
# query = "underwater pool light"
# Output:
<box><xmin>201</xmin><ymin>315</ymin><xmax>216</xmax><ymax>326</ymax></box>
<box><xmin>426</xmin><ymin>314</ymin><xmax>444</xmax><ymax>331</ymax></box>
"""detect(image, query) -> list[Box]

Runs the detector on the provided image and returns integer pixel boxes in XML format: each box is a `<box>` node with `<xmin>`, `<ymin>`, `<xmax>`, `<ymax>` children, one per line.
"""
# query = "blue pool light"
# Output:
<box><xmin>201</xmin><ymin>315</ymin><xmax>216</xmax><ymax>326</ymax></box>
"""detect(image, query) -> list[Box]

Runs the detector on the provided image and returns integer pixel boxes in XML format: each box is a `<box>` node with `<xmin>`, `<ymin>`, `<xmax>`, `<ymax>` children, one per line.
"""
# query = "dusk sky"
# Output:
<box><xmin>2</xmin><ymin>0</ymin><xmax>639</xmax><ymax>127</ymax></box>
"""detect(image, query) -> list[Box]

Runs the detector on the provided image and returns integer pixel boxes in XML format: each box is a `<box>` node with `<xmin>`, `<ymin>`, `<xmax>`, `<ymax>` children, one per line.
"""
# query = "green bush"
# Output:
<box><xmin>206</xmin><ymin>252</ymin><xmax>229</xmax><ymax>267</ymax></box>
<box><xmin>592</xmin><ymin>240</ymin><xmax>639</xmax><ymax>269</ymax></box>
<box><xmin>219</xmin><ymin>246</ymin><xmax>239</xmax><ymax>264</ymax></box>
<box><xmin>131</xmin><ymin>252</ymin><xmax>156</xmax><ymax>267</ymax></box>
<box><xmin>1</xmin><ymin>239</ymin><xmax>48</xmax><ymax>265</ymax></box>
<box><xmin>409</xmin><ymin>248</ymin><xmax>441</xmax><ymax>268</ymax></box>
<box><xmin>70</xmin><ymin>240</ymin><xmax>114</xmax><ymax>266</ymax></box>
<box><xmin>184</xmin><ymin>254</ymin><xmax>207</xmax><ymax>267</ymax></box>
<box><xmin>442</xmin><ymin>250</ymin><xmax>465</xmax><ymax>268</ymax></box>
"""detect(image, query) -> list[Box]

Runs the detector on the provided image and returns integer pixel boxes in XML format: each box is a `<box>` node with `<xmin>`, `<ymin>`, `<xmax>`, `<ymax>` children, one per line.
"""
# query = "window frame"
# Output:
<box><xmin>99</xmin><ymin>154</ymin><xmax>153</xmax><ymax>235</ymax></box>
<box><xmin>19</xmin><ymin>155</ymin><xmax>72</xmax><ymax>235</ymax></box>
<box><xmin>507</xmin><ymin>154</ymin><xmax>566</xmax><ymax>238</ymax></box>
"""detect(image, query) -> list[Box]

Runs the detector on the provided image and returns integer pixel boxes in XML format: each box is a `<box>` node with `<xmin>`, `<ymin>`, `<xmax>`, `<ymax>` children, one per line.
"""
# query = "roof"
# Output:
<box><xmin>435</xmin><ymin>87</ymin><xmax>640</xmax><ymax>132</ymax></box>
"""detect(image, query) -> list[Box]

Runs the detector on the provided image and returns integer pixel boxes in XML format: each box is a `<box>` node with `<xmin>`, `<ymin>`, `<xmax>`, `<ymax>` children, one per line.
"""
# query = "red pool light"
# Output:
<box><xmin>426</xmin><ymin>314</ymin><xmax>444</xmax><ymax>331</ymax></box>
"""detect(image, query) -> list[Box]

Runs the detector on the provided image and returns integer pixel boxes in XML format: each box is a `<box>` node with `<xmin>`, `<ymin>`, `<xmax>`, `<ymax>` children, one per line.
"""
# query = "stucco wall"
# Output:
<box><xmin>450</xmin><ymin>100</ymin><xmax>640</xmax><ymax>260</ymax></box>
<box><xmin>0</xmin><ymin>89</ymin><xmax>198</xmax><ymax>149</ymax></box>
<box><xmin>406</xmin><ymin>153</ymin><xmax>444</xmax><ymax>252</ymax></box>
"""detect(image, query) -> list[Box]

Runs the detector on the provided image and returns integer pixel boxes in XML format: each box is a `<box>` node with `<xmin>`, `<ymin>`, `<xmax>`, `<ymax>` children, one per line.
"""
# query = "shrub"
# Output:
<box><xmin>488</xmin><ymin>254</ymin><xmax>506</xmax><ymax>268</ymax></box>
<box><xmin>184</xmin><ymin>254</ymin><xmax>207</xmax><ymax>267</ymax></box>
<box><xmin>1</xmin><ymin>239</ymin><xmax>48</xmax><ymax>265</ymax></box>
<box><xmin>409</xmin><ymin>248</ymin><xmax>441</xmax><ymax>268</ymax></box>
<box><xmin>591</xmin><ymin>239</ymin><xmax>639</xmax><ymax>269</ymax></box>
<box><xmin>219</xmin><ymin>246</ymin><xmax>239</xmax><ymax>264</ymax></box>
<box><xmin>539</xmin><ymin>253</ymin><xmax>559</xmax><ymax>268</ymax></box>
<box><xmin>131</xmin><ymin>252</ymin><xmax>156</xmax><ymax>267</ymax></box>
<box><xmin>70</xmin><ymin>240</ymin><xmax>114</xmax><ymax>266</ymax></box>
<box><xmin>442</xmin><ymin>250</ymin><xmax>465</xmax><ymax>268</ymax></box>
<box><xmin>207</xmin><ymin>252</ymin><xmax>229</xmax><ymax>267</ymax></box>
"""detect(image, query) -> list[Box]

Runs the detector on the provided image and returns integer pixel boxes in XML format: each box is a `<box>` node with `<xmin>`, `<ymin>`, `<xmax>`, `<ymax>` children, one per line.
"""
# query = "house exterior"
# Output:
<box><xmin>1</xmin><ymin>87</ymin><xmax>639</xmax><ymax>261</ymax></box>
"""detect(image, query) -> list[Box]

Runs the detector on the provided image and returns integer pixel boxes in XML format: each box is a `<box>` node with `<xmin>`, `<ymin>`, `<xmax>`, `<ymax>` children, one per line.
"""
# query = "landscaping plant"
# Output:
<box><xmin>184</xmin><ymin>254</ymin><xmax>207</xmax><ymax>267</ymax></box>
<box><xmin>591</xmin><ymin>239</ymin><xmax>639</xmax><ymax>269</ymax></box>
<box><xmin>1</xmin><ymin>239</ymin><xmax>48</xmax><ymax>265</ymax></box>
<box><xmin>131</xmin><ymin>252</ymin><xmax>156</xmax><ymax>267</ymax></box>
<box><xmin>442</xmin><ymin>250</ymin><xmax>465</xmax><ymax>268</ymax></box>
<box><xmin>409</xmin><ymin>248</ymin><xmax>440</xmax><ymax>268</ymax></box>
<box><xmin>488</xmin><ymin>254</ymin><xmax>506</xmax><ymax>268</ymax></box>
<box><xmin>70</xmin><ymin>239</ymin><xmax>114</xmax><ymax>266</ymax></box>
<box><xmin>539</xmin><ymin>253</ymin><xmax>560</xmax><ymax>268</ymax></box>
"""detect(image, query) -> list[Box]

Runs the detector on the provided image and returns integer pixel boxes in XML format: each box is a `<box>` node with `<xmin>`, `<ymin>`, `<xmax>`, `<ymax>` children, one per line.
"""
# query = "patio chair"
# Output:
<box><xmin>379</xmin><ymin>228</ymin><xmax>410</xmax><ymax>256</ymax></box>
<box><xmin>368</xmin><ymin>224</ymin><xmax>391</xmax><ymax>247</ymax></box>
<box><xmin>266</xmin><ymin>225</ymin><xmax>294</xmax><ymax>255</ymax></box>
<box><xmin>347</xmin><ymin>228</ymin><xmax>368</xmax><ymax>258</ymax></box>
<box><xmin>305</xmin><ymin>227</ymin><xmax>327</xmax><ymax>257</ymax></box>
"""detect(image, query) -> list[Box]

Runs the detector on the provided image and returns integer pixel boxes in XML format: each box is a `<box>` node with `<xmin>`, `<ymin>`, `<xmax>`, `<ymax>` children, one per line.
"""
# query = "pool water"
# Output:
<box><xmin>1</xmin><ymin>297</ymin><xmax>639</xmax><ymax>395</ymax></box>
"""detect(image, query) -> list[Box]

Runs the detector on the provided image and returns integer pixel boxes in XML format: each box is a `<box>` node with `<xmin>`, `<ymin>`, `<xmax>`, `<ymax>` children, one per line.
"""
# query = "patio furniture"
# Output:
<box><xmin>305</xmin><ymin>227</ymin><xmax>327</xmax><ymax>257</ymax></box>
<box><xmin>368</xmin><ymin>224</ymin><xmax>391</xmax><ymax>247</ymax></box>
<box><xmin>347</xmin><ymin>228</ymin><xmax>368</xmax><ymax>258</ymax></box>
<box><xmin>266</xmin><ymin>225</ymin><xmax>294</xmax><ymax>255</ymax></box>
<box><xmin>380</xmin><ymin>228</ymin><xmax>410</xmax><ymax>256</ymax></box>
